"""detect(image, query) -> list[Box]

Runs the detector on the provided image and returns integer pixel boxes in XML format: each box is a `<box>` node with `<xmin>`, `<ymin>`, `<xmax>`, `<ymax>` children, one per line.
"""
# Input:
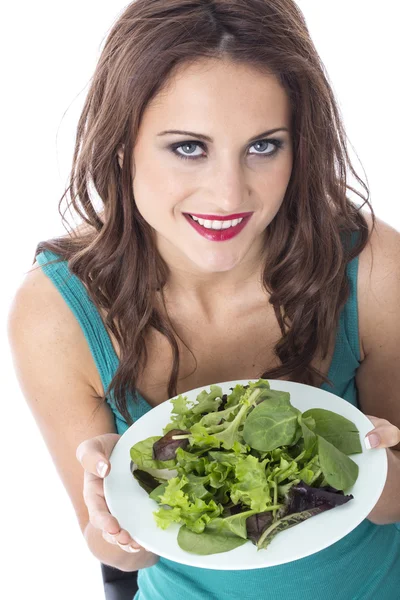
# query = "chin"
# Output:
<box><xmin>190</xmin><ymin>251</ymin><xmax>242</xmax><ymax>273</ymax></box>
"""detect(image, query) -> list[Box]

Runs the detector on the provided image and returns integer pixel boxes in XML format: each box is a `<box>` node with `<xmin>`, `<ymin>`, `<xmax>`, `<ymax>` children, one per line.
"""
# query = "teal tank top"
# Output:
<box><xmin>36</xmin><ymin>246</ymin><xmax>400</xmax><ymax>600</ymax></box>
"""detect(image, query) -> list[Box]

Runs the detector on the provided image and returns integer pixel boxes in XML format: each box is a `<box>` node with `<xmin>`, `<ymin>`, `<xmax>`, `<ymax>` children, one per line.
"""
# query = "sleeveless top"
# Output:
<box><xmin>36</xmin><ymin>244</ymin><xmax>400</xmax><ymax>600</ymax></box>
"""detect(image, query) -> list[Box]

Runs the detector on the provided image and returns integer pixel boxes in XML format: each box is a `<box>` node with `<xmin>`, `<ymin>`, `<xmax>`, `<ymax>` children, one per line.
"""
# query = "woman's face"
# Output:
<box><xmin>123</xmin><ymin>58</ymin><xmax>293</xmax><ymax>274</ymax></box>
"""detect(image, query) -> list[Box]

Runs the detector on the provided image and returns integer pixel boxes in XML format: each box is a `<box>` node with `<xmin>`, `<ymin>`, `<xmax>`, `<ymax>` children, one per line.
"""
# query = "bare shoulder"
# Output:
<box><xmin>8</xmin><ymin>258</ymin><xmax>101</xmax><ymax>395</ymax></box>
<box><xmin>357</xmin><ymin>211</ymin><xmax>400</xmax><ymax>360</ymax></box>
<box><xmin>359</xmin><ymin>211</ymin><xmax>400</xmax><ymax>270</ymax></box>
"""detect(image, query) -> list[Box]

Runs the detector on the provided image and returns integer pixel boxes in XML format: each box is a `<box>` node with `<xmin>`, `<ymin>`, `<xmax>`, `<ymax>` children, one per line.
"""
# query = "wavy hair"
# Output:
<box><xmin>34</xmin><ymin>0</ymin><xmax>374</xmax><ymax>425</ymax></box>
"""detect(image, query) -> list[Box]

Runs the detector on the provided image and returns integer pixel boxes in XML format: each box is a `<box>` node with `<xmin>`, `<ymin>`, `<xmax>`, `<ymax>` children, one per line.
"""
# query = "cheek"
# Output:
<box><xmin>258</xmin><ymin>163</ymin><xmax>292</xmax><ymax>210</ymax></box>
<box><xmin>270</xmin><ymin>155</ymin><xmax>293</xmax><ymax>199</ymax></box>
<box><xmin>133</xmin><ymin>169</ymin><xmax>185</xmax><ymax>224</ymax></box>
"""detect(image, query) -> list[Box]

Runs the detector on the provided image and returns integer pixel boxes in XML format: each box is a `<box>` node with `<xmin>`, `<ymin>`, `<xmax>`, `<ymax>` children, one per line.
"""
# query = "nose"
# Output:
<box><xmin>209</xmin><ymin>160</ymin><xmax>250</xmax><ymax>213</ymax></box>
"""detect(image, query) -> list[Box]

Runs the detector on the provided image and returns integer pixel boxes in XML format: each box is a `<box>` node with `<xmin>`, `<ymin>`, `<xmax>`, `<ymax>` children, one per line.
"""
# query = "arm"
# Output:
<box><xmin>356</xmin><ymin>214</ymin><xmax>400</xmax><ymax>524</ymax></box>
<box><xmin>6</xmin><ymin>264</ymin><xmax>151</xmax><ymax>571</ymax></box>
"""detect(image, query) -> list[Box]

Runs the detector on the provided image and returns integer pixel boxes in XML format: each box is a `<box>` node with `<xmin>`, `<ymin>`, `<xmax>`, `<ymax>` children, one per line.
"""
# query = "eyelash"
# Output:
<box><xmin>170</xmin><ymin>139</ymin><xmax>284</xmax><ymax>161</ymax></box>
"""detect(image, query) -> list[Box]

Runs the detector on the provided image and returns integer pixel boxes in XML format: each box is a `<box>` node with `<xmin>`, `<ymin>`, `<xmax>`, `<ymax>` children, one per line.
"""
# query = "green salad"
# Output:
<box><xmin>129</xmin><ymin>379</ymin><xmax>362</xmax><ymax>555</ymax></box>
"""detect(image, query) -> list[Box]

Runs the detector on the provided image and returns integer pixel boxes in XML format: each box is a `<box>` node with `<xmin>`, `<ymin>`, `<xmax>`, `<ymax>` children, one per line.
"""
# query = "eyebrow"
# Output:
<box><xmin>157</xmin><ymin>127</ymin><xmax>289</xmax><ymax>143</ymax></box>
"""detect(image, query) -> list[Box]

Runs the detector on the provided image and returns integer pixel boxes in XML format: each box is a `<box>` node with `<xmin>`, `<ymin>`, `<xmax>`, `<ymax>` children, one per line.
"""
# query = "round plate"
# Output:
<box><xmin>104</xmin><ymin>379</ymin><xmax>387</xmax><ymax>570</ymax></box>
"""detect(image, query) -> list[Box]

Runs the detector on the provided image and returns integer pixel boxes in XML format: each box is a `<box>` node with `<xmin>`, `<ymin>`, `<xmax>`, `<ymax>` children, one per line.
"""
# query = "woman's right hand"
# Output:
<box><xmin>76</xmin><ymin>432</ymin><xmax>158</xmax><ymax>562</ymax></box>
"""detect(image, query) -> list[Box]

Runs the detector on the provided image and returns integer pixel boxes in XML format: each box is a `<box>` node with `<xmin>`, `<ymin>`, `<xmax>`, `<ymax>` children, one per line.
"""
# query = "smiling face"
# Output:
<box><xmin>122</xmin><ymin>58</ymin><xmax>293</xmax><ymax>275</ymax></box>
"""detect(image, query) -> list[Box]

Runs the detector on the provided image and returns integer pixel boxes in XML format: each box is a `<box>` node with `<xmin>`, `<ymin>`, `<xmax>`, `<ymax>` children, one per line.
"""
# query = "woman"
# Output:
<box><xmin>7</xmin><ymin>1</ymin><xmax>400</xmax><ymax>599</ymax></box>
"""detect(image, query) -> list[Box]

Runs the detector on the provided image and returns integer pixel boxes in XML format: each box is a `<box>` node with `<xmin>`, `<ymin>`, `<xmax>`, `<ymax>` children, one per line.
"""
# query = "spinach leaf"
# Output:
<box><xmin>206</xmin><ymin>509</ymin><xmax>259</xmax><ymax>540</ymax></box>
<box><xmin>242</xmin><ymin>398</ymin><xmax>300</xmax><ymax>451</ymax></box>
<box><xmin>300</xmin><ymin>421</ymin><xmax>317</xmax><ymax>456</ymax></box>
<box><xmin>317</xmin><ymin>435</ymin><xmax>359</xmax><ymax>490</ymax></box>
<box><xmin>302</xmin><ymin>408</ymin><xmax>362</xmax><ymax>455</ymax></box>
<box><xmin>177</xmin><ymin>524</ymin><xmax>248</xmax><ymax>555</ymax></box>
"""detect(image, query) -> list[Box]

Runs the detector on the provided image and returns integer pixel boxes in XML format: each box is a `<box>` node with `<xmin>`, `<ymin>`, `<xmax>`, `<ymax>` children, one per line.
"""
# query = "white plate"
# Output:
<box><xmin>104</xmin><ymin>379</ymin><xmax>387</xmax><ymax>570</ymax></box>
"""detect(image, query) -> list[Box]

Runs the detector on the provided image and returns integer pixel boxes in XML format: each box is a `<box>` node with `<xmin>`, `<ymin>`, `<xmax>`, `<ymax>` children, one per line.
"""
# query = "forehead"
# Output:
<box><xmin>140</xmin><ymin>58</ymin><xmax>291</xmax><ymax>133</ymax></box>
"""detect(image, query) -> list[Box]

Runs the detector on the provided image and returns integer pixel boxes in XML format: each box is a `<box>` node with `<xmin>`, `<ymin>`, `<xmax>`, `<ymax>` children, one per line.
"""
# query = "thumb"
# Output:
<box><xmin>76</xmin><ymin>433</ymin><xmax>121</xmax><ymax>478</ymax></box>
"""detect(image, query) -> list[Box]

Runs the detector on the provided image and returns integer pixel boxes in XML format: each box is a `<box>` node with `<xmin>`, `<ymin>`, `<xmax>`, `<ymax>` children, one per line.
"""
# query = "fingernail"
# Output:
<box><xmin>97</xmin><ymin>461</ymin><xmax>108</xmax><ymax>478</ymax></box>
<box><xmin>365</xmin><ymin>433</ymin><xmax>380</xmax><ymax>450</ymax></box>
<box><xmin>117</xmin><ymin>542</ymin><xmax>140</xmax><ymax>553</ymax></box>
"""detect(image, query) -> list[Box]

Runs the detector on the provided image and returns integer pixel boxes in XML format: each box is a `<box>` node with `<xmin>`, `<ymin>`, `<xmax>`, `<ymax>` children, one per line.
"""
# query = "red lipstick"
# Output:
<box><xmin>188</xmin><ymin>212</ymin><xmax>252</xmax><ymax>221</ymax></box>
<box><xmin>184</xmin><ymin>213</ymin><xmax>253</xmax><ymax>242</ymax></box>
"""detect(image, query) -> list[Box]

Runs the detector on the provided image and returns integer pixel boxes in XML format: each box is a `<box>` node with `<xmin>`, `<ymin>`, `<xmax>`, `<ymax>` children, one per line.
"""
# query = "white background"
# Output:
<box><xmin>1</xmin><ymin>1</ymin><xmax>399</xmax><ymax>598</ymax></box>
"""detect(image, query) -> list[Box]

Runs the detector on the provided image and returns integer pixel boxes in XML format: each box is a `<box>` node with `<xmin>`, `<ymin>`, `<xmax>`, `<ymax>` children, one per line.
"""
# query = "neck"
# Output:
<box><xmin>158</xmin><ymin>240</ymin><xmax>267</xmax><ymax>322</ymax></box>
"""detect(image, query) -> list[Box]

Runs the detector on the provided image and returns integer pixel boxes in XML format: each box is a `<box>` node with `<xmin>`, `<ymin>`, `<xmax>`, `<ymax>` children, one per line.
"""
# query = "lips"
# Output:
<box><xmin>188</xmin><ymin>212</ymin><xmax>252</xmax><ymax>221</ymax></box>
<box><xmin>184</xmin><ymin>212</ymin><xmax>252</xmax><ymax>242</ymax></box>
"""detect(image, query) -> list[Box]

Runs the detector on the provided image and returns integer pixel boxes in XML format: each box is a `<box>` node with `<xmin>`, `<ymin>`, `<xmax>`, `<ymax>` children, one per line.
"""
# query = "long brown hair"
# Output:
<box><xmin>33</xmin><ymin>0</ymin><xmax>374</xmax><ymax>426</ymax></box>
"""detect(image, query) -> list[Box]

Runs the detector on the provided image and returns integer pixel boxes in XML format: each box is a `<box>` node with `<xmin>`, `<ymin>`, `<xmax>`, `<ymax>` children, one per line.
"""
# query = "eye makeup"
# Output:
<box><xmin>169</xmin><ymin>138</ymin><xmax>285</xmax><ymax>161</ymax></box>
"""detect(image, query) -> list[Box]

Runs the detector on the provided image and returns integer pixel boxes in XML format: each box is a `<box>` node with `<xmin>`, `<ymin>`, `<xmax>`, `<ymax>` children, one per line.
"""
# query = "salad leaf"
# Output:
<box><xmin>300</xmin><ymin>421</ymin><xmax>317</xmax><ymax>457</ymax></box>
<box><xmin>152</xmin><ymin>429</ymin><xmax>190</xmax><ymax>461</ymax></box>
<box><xmin>191</xmin><ymin>385</ymin><xmax>224</xmax><ymax>415</ymax></box>
<box><xmin>149</xmin><ymin>481</ymin><xmax>169</xmax><ymax>502</ymax></box>
<box><xmin>302</xmin><ymin>408</ymin><xmax>363</xmax><ymax>455</ymax></box>
<box><xmin>129</xmin><ymin>378</ymin><xmax>361</xmax><ymax>556</ymax></box>
<box><xmin>242</xmin><ymin>397</ymin><xmax>300</xmax><ymax>451</ymax></box>
<box><xmin>130</xmin><ymin>436</ymin><xmax>177</xmax><ymax>470</ymax></box>
<box><xmin>283</xmin><ymin>480</ymin><xmax>354</xmax><ymax>515</ymax></box>
<box><xmin>177</xmin><ymin>523</ymin><xmax>248</xmax><ymax>555</ymax></box>
<box><xmin>153</xmin><ymin>475</ymin><xmax>223</xmax><ymax>533</ymax></box>
<box><xmin>229</xmin><ymin>455</ymin><xmax>272</xmax><ymax>511</ymax></box>
<box><xmin>317</xmin><ymin>435</ymin><xmax>359</xmax><ymax>490</ymax></box>
<box><xmin>131</xmin><ymin>468</ymin><xmax>162</xmax><ymax>494</ymax></box>
<box><xmin>257</xmin><ymin>506</ymin><xmax>332</xmax><ymax>550</ymax></box>
<box><xmin>246</xmin><ymin>511</ymin><xmax>274</xmax><ymax>544</ymax></box>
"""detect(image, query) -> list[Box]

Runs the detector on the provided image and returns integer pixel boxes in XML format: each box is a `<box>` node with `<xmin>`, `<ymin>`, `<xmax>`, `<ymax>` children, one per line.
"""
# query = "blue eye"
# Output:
<box><xmin>248</xmin><ymin>140</ymin><xmax>284</xmax><ymax>156</ymax></box>
<box><xmin>173</xmin><ymin>142</ymin><xmax>205</xmax><ymax>159</ymax></box>
<box><xmin>170</xmin><ymin>139</ymin><xmax>284</xmax><ymax>161</ymax></box>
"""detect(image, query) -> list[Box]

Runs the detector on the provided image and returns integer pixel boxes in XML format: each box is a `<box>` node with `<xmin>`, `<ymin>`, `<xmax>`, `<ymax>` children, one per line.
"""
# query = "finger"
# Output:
<box><xmin>83</xmin><ymin>473</ymin><xmax>122</xmax><ymax>534</ymax></box>
<box><xmin>365</xmin><ymin>424</ymin><xmax>400</xmax><ymax>449</ymax></box>
<box><xmin>102</xmin><ymin>530</ymin><xmax>144</xmax><ymax>552</ymax></box>
<box><xmin>116</xmin><ymin>541</ymin><xmax>142</xmax><ymax>553</ymax></box>
<box><xmin>76</xmin><ymin>433</ymin><xmax>121</xmax><ymax>477</ymax></box>
<box><xmin>83</xmin><ymin>473</ymin><xmax>144</xmax><ymax>550</ymax></box>
<box><xmin>365</xmin><ymin>415</ymin><xmax>387</xmax><ymax>428</ymax></box>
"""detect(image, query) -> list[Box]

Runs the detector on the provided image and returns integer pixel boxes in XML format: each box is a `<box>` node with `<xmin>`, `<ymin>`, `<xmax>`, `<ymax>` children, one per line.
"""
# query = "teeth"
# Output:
<box><xmin>212</xmin><ymin>220</ymin><xmax>223</xmax><ymax>230</ymax></box>
<box><xmin>190</xmin><ymin>215</ymin><xmax>244</xmax><ymax>230</ymax></box>
<box><xmin>221</xmin><ymin>220</ymin><xmax>232</xmax><ymax>230</ymax></box>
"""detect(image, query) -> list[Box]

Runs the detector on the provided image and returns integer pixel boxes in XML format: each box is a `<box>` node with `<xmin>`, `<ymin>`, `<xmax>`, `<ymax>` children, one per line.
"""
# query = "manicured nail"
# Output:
<box><xmin>117</xmin><ymin>542</ymin><xmax>140</xmax><ymax>553</ymax></box>
<box><xmin>97</xmin><ymin>461</ymin><xmax>108</xmax><ymax>478</ymax></box>
<box><xmin>365</xmin><ymin>433</ymin><xmax>380</xmax><ymax>450</ymax></box>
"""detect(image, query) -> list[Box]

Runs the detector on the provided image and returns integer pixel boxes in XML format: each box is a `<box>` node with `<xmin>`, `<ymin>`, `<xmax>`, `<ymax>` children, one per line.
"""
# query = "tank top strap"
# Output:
<box><xmin>35</xmin><ymin>249</ymin><xmax>119</xmax><ymax>396</ymax></box>
<box><xmin>342</xmin><ymin>231</ymin><xmax>361</xmax><ymax>361</ymax></box>
<box><xmin>323</xmin><ymin>230</ymin><xmax>362</xmax><ymax>405</ymax></box>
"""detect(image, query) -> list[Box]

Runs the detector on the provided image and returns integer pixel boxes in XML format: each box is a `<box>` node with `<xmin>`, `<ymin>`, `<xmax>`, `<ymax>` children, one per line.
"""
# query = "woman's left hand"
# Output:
<box><xmin>365</xmin><ymin>416</ymin><xmax>400</xmax><ymax>524</ymax></box>
<box><xmin>364</xmin><ymin>416</ymin><xmax>400</xmax><ymax>450</ymax></box>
